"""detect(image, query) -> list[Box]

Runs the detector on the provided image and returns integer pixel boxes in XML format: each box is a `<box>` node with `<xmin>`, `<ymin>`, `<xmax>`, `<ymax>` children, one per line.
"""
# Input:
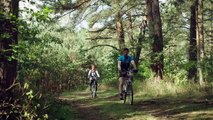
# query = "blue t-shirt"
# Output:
<box><xmin>118</xmin><ymin>55</ymin><xmax>134</xmax><ymax>70</ymax></box>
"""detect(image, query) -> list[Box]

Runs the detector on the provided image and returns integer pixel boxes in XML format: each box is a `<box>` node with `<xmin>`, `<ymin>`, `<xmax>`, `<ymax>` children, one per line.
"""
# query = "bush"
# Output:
<box><xmin>0</xmin><ymin>83</ymin><xmax>49</xmax><ymax>120</ymax></box>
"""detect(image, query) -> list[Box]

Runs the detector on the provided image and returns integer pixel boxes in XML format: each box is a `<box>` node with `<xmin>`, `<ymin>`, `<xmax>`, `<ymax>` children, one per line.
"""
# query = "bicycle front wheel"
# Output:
<box><xmin>91</xmin><ymin>84</ymin><xmax>96</xmax><ymax>98</ymax></box>
<box><xmin>126</xmin><ymin>85</ymin><xmax>133</xmax><ymax>105</ymax></box>
<box><xmin>123</xmin><ymin>91</ymin><xmax>127</xmax><ymax>104</ymax></box>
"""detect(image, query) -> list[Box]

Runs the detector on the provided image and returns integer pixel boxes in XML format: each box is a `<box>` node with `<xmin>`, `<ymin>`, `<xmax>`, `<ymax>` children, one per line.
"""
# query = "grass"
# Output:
<box><xmin>134</xmin><ymin>78</ymin><xmax>213</xmax><ymax>99</ymax></box>
<box><xmin>48</xmin><ymin>101</ymin><xmax>79</xmax><ymax>120</ymax></box>
<box><xmin>93</xmin><ymin>101</ymin><xmax>157</xmax><ymax>120</ymax></box>
<box><xmin>59</xmin><ymin>89</ymin><xmax>159</xmax><ymax>120</ymax></box>
<box><xmin>60</xmin><ymin>88</ymin><xmax>160</xmax><ymax>119</ymax></box>
<box><xmin>56</xmin><ymin>79</ymin><xmax>213</xmax><ymax>120</ymax></box>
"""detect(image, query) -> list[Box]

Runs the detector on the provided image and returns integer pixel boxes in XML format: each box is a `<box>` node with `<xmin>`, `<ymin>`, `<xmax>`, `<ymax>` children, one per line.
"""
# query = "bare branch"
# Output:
<box><xmin>86</xmin><ymin>36</ymin><xmax>113</xmax><ymax>40</ymax></box>
<box><xmin>82</xmin><ymin>44</ymin><xmax>119</xmax><ymax>51</ymax></box>
<box><xmin>60</xmin><ymin>0</ymin><xmax>91</xmax><ymax>10</ymax></box>
<box><xmin>5</xmin><ymin>81</ymin><xmax>20</xmax><ymax>92</ymax></box>
<box><xmin>89</xmin><ymin>26</ymin><xmax>116</xmax><ymax>33</ymax></box>
<box><xmin>131</xmin><ymin>13</ymin><xmax>147</xmax><ymax>17</ymax></box>
<box><xmin>120</xmin><ymin>4</ymin><xmax>139</xmax><ymax>17</ymax></box>
<box><xmin>89</xmin><ymin>26</ymin><xmax>108</xmax><ymax>33</ymax></box>
<box><xmin>54</xmin><ymin>9</ymin><xmax>76</xmax><ymax>19</ymax></box>
<box><xmin>54</xmin><ymin>0</ymin><xmax>91</xmax><ymax>19</ymax></box>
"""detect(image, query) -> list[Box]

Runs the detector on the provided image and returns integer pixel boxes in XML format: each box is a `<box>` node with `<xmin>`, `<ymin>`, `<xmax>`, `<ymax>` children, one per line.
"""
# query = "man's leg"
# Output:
<box><xmin>119</xmin><ymin>77</ymin><xmax>124</xmax><ymax>99</ymax></box>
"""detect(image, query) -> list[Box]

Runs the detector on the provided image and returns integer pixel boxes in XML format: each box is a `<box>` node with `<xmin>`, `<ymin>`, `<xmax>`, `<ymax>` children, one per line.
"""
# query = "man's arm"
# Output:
<box><xmin>118</xmin><ymin>61</ymin><xmax>122</xmax><ymax>71</ymax></box>
<box><xmin>131</xmin><ymin>60</ymin><xmax>137</xmax><ymax>69</ymax></box>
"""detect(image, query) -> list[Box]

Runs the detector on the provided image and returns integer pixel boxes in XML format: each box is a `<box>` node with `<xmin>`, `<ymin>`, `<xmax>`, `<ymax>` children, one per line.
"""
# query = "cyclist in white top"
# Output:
<box><xmin>88</xmin><ymin>64</ymin><xmax>100</xmax><ymax>91</ymax></box>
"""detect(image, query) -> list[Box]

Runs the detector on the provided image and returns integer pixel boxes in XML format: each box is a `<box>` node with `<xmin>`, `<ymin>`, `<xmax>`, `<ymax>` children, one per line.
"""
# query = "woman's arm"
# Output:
<box><xmin>96</xmin><ymin>70</ymin><xmax>100</xmax><ymax>77</ymax></box>
<box><xmin>88</xmin><ymin>70</ymin><xmax>91</xmax><ymax>78</ymax></box>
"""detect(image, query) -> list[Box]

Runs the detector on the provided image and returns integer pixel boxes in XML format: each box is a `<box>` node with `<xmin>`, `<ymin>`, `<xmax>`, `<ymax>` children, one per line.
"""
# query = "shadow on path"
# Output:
<box><xmin>133</xmin><ymin>95</ymin><xmax>213</xmax><ymax>119</ymax></box>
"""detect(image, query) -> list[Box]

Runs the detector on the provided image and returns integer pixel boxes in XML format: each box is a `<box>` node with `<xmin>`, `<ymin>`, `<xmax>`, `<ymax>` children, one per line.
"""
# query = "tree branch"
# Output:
<box><xmin>86</xmin><ymin>36</ymin><xmax>113</xmax><ymax>40</ymax></box>
<box><xmin>89</xmin><ymin>26</ymin><xmax>116</xmax><ymax>33</ymax></box>
<box><xmin>54</xmin><ymin>9</ymin><xmax>76</xmax><ymax>19</ymax></box>
<box><xmin>54</xmin><ymin>0</ymin><xmax>91</xmax><ymax>19</ymax></box>
<box><xmin>60</xmin><ymin>0</ymin><xmax>91</xmax><ymax>10</ymax></box>
<box><xmin>89</xmin><ymin>26</ymin><xmax>108</xmax><ymax>33</ymax></box>
<box><xmin>82</xmin><ymin>44</ymin><xmax>119</xmax><ymax>51</ymax></box>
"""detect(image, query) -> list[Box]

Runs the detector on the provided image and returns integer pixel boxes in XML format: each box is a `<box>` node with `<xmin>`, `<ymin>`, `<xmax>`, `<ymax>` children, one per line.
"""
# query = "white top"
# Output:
<box><xmin>88</xmin><ymin>70</ymin><xmax>100</xmax><ymax>79</ymax></box>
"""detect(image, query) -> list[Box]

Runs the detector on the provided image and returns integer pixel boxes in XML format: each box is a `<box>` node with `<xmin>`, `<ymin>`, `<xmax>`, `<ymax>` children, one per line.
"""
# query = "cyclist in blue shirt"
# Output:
<box><xmin>118</xmin><ymin>48</ymin><xmax>138</xmax><ymax>100</ymax></box>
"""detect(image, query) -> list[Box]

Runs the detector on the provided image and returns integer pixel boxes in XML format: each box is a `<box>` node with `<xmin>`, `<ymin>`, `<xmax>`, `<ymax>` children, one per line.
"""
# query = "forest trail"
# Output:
<box><xmin>58</xmin><ymin>90</ymin><xmax>213</xmax><ymax>120</ymax></box>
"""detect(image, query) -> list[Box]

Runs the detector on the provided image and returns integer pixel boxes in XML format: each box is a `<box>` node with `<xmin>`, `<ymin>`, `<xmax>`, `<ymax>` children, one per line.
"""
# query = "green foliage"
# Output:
<box><xmin>163</xmin><ymin>44</ymin><xmax>189</xmax><ymax>85</ymax></box>
<box><xmin>100</xmin><ymin>51</ymin><xmax>119</xmax><ymax>85</ymax></box>
<box><xmin>0</xmin><ymin>83</ymin><xmax>49</xmax><ymax>120</ymax></box>
<box><xmin>0</xmin><ymin>5</ymin><xmax>59</xmax><ymax>120</ymax></box>
<box><xmin>203</xmin><ymin>54</ymin><xmax>213</xmax><ymax>82</ymax></box>
<box><xmin>137</xmin><ymin>60</ymin><xmax>151</xmax><ymax>80</ymax></box>
<box><xmin>31</xmin><ymin>6</ymin><xmax>53</xmax><ymax>23</ymax></box>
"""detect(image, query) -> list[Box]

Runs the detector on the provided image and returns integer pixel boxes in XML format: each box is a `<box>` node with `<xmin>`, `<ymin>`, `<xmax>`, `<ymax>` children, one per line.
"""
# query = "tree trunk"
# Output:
<box><xmin>146</xmin><ymin>0</ymin><xmax>164</xmax><ymax>81</ymax></box>
<box><xmin>195</xmin><ymin>0</ymin><xmax>204</xmax><ymax>85</ymax></box>
<box><xmin>0</xmin><ymin>0</ymin><xmax>19</xmax><ymax>90</ymax></box>
<box><xmin>188</xmin><ymin>1</ymin><xmax>197</xmax><ymax>81</ymax></box>
<box><xmin>146</xmin><ymin>0</ymin><xmax>154</xmax><ymax>35</ymax></box>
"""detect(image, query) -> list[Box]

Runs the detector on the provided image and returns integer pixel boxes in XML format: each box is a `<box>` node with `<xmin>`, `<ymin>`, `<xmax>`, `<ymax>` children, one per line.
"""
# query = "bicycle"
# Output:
<box><xmin>122</xmin><ymin>70</ymin><xmax>134</xmax><ymax>105</ymax></box>
<box><xmin>90</xmin><ymin>79</ymin><xmax>97</xmax><ymax>98</ymax></box>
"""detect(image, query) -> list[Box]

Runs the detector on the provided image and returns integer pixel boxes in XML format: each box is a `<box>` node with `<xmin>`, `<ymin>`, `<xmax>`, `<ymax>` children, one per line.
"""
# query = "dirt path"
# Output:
<box><xmin>58</xmin><ymin>92</ymin><xmax>116</xmax><ymax>120</ymax></box>
<box><xmin>58</xmin><ymin>91</ymin><xmax>213</xmax><ymax>120</ymax></box>
<box><xmin>67</xmin><ymin>100</ymin><xmax>113</xmax><ymax>120</ymax></box>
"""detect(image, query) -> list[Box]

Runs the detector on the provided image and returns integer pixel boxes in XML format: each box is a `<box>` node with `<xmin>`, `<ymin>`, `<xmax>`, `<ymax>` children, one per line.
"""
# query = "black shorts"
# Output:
<box><xmin>90</xmin><ymin>79</ymin><xmax>97</xmax><ymax>91</ymax></box>
<box><xmin>90</xmin><ymin>79</ymin><xmax>97</xmax><ymax>86</ymax></box>
<box><xmin>118</xmin><ymin>70</ymin><xmax>128</xmax><ymax>77</ymax></box>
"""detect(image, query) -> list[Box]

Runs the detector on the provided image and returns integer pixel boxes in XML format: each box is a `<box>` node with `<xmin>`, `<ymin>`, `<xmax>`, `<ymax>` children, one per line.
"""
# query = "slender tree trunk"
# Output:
<box><xmin>135</xmin><ymin>18</ymin><xmax>147</xmax><ymax>66</ymax></box>
<box><xmin>116</xmin><ymin>11</ymin><xmax>125</xmax><ymax>54</ymax></box>
<box><xmin>0</xmin><ymin>0</ymin><xmax>19</xmax><ymax>90</ymax></box>
<box><xmin>211</xmin><ymin>7</ymin><xmax>213</xmax><ymax>54</ymax></box>
<box><xmin>135</xmin><ymin>30</ymin><xmax>143</xmax><ymax>66</ymax></box>
<box><xmin>112</xmin><ymin>0</ymin><xmax>125</xmax><ymax>54</ymax></box>
<box><xmin>127</xmin><ymin>10</ymin><xmax>142</xmax><ymax>66</ymax></box>
<box><xmin>134</xmin><ymin>7</ymin><xmax>148</xmax><ymax>67</ymax></box>
<box><xmin>146</xmin><ymin>0</ymin><xmax>164</xmax><ymax>81</ymax></box>
<box><xmin>195</xmin><ymin>0</ymin><xmax>204</xmax><ymax>85</ymax></box>
<box><xmin>188</xmin><ymin>1</ymin><xmax>197</xmax><ymax>81</ymax></box>
<box><xmin>198</xmin><ymin>0</ymin><xmax>204</xmax><ymax>85</ymax></box>
<box><xmin>127</xmin><ymin>11</ymin><xmax>134</xmax><ymax>47</ymax></box>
